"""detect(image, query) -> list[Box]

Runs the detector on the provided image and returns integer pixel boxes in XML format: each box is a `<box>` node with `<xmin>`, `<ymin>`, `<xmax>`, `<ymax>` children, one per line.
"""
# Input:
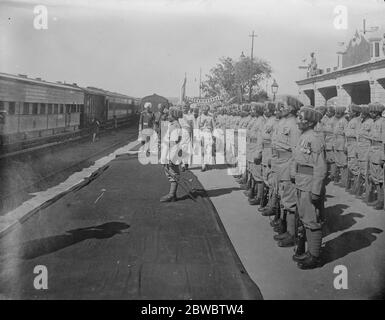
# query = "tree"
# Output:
<box><xmin>202</xmin><ymin>55</ymin><xmax>272</xmax><ymax>102</ymax></box>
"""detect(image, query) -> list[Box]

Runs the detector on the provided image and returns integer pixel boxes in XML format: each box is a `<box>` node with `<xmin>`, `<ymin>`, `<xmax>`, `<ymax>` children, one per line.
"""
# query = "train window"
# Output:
<box><xmin>48</xmin><ymin>104</ymin><xmax>53</xmax><ymax>114</ymax></box>
<box><xmin>40</xmin><ymin>103</ymin><xmax>46</xmax><ymax>114</ymax></box>
<box><xmin>54</xmin><ymin>104</ymin><xmax>59</xmax><ymax>114</ymax></box>
<box><xmin>60</xmin><ymin>105</ymin><xmax>64</xmax><ymax>114</ymax></box>
<box><xmin>65</xmin><ymin>104</ymin><xmax>71</xmax><ymax>113</ymax></box>
<box><xmin>32</xmin><ymin>103</ymin><xmax>38</xmax><ymax>114</ymax></box>
<box><xmin>8</xmin><ymin>102</ymin><xmax>16</xmax><ymax>115</ymax></box>
<box><xmin>23</xmin><ymin>102</ymin><xmax>30</xmax><ymax>115</ymax></box>
<box><xmin>71</xmin><ymin>104</ymin><xmax>76</xmax><ymax>113</ymax></box>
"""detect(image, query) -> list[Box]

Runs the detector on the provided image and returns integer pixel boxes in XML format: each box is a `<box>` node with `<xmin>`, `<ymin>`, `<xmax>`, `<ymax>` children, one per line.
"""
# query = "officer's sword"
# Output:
<box><xmin>163</xmin><ymin>166</ymin><xmax>197</xmax><ymax>202</ymax></box>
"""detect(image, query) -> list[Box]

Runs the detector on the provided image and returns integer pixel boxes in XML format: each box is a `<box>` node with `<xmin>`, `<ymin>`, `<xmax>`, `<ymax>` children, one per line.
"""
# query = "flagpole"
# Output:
<box><xmin>199</xmin><ymin>68</ymin><xmax>202</xmax><ymax>98</ymax></box>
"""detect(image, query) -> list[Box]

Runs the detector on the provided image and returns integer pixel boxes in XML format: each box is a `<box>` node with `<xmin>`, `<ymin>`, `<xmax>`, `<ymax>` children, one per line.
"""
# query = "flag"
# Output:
<box><xmin>180</xmin><ymin>74</ymin><xmax>186</xmax><ymax>104</ymax></box>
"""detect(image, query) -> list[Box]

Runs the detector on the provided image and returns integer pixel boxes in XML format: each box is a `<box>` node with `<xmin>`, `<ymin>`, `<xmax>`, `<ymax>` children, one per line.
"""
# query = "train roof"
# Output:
<box><xmin>0</xmin><ymin>72</ymin><xmax>83</xmax><ymax>91</ymax></box>
<box><xmin>83</xmin><ymin>86</ymin><xmax>139</xmax><ymax>101</ymax></box>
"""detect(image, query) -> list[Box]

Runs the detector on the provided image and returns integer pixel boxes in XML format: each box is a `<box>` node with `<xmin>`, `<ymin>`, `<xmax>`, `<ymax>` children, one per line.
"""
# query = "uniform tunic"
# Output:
<box><xmin>272</xmin><ymin>116</ymin><xmax>301</xmax><ymax>211</ymax></box>
<box><xmin>345</xmin><ymin>116</ymin><xmax>361</xmax><ymax>176</ymax></box>
<box><xmin>179</xmin><ymin>113</ymin><xmax>193</xmax><ymax>165</ymax></box>
<box><xmin>199</xmin><ymin>114</ymin><xmax>215</xmax><ymax>165</ymax></box>
<box><xmin>247</xmin><ymin>116</ymin><xmax>265</xmax><ymax>181</ymax></box>
<box><xmin>139</xmin><ymin>111</ymin><xmax>155</xmax><ymax>143</ymax></box>
<box><xmin>333</xmin><ymin>116</ymin><xmax>348</xmax><ymax>167</ymax></box>
<box><xmin>323</xmin><ymin>115</ymin><xmax>338</xmax><ymax>163</ymax></box>
<box><xmin>368</xmin><ymin>117</ymin><xmax>385</xmax><ymax>184</ymax></box>
<box><xmin>291</xmin><ymin>128</ymin><xmax>327</xmax><ymax>230</ymax></box>
<box><xmin>161</xmin><ymin>120</ymin><xmax>182</xmax><ymax>182</ymax></box>
<box><xmin>260</xmin><ymin>116</ymin><xmax>278</xmax><ymax>184</ymax></box>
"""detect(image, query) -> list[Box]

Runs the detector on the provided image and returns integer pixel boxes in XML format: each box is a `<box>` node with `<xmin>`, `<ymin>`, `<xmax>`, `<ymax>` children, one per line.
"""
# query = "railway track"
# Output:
<box><xmin>0</xmin><ymin>126</ymin><xmax>139</xmax><ymax>215</ymax></box>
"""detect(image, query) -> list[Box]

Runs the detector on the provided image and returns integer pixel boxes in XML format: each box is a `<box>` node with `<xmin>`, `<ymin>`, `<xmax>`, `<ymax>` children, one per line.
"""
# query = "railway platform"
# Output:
<box><xmin>0</xmin><ymin>142</ymin><xmax>261</xmax><ymax>299</ymax></box>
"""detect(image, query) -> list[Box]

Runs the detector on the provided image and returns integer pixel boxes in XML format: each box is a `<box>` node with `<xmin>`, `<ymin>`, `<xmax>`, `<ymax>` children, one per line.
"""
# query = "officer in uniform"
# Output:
<box><xmin>160</xmin><ymin>107</ymin><xmax>182</xmax><ymax>202</ymax></box>
<box><xmin>333</xmin><ymin>106</ymin><xmax>348</xmax><ymax>186</ymax></box>
<box><xmin>367</xmin><ymin>102</ymin><xmax>385</xmax><ymax>209</ymax></box>
<box><xmin>345</xmin><ymin>104</ymin><xmax>361</xmax><ymax>193</ymax></box>
<box><xmin>179</xmin><ymin>104</ymin><xmax>193</xmax><ymax>171</ymax></box>
<box><xmin>139</xmin><ymin>102</ymin><xmax>156</xmax><ymax>145</ymax></box>
<box><xmin>291</xmin><ymin>105</ymin><xmax>326</xmax><ymax>269</ymax></box>
<box><xmin>271</xmin><ymin>101</ymin><xmax>301</xmax><ymax>247</ymax></box>
<box><xmin>199</xmin><ymin>104</ymin><xmax>215</xmax><ymax>171</ymax></box>
<box><xmin>353</xmin><ymin>105</ymin><xmax>373</xmax><ymax>198</ymax></box>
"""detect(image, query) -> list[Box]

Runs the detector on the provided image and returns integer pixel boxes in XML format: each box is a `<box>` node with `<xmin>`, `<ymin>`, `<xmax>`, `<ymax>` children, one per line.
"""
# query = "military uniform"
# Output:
<box><xmin>367</xmin><ymin>103</ymin><xmax>385</xmax><ymax>209</ymax></box>
<box><xmin>199</xmin><ymin>111</ymin><xmax>215</xmax><ymax>170</ymax></box>
<box><xmin>333</xmin><ymin>107</ymin><xmax>348</xmax><ymax>186</ymax></box>
<box><xmin>291</xmin><ymin>106</ymin><xmax>326</xmax><ymax>269</ymax></box>
<box><xmin>322</xmin><ymin>110</ymin><xmax>338</xmax><ymax>180</ymax></box>
<box><xmin>345</xmin><ymin>105</ymin><xmax>361</xmax><ymax>191</ymax></box>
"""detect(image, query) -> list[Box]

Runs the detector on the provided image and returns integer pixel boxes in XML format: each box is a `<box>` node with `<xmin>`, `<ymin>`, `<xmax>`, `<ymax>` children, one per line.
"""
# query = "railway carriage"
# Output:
<box><xmin>0</xmin><ymin>72</ymin><xmax>83</xmax><ymax>145</ymax></box>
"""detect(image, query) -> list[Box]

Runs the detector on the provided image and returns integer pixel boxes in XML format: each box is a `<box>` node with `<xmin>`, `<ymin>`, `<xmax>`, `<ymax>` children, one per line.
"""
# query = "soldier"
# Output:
<box><xmin>367</xmin><ymin>102</ymin><xmax>385</xmax><ymax>209</ymax></box>
<box><xmin>333</xmin><ymin>106</ymin><xmax>348</xmax><ymax>186</ymax></box>
<box><xmin>271</xmin><ymin>101</ymin><xmax>302</xmax><ymax>248</ymax></box>
<box><xmin>345</xmin><ymin>104</ymin><xmax>362</xmax><ymax>193</ymax></box>
<box><xmin>291</xmin><ymin>106</ymin><xmax>327</xmax><ymax>269</ymax></box>
<box><xmin>199</xmin><ymin>104</ymin><xmax>215</xmax><ymax>171</ymax></box>
<box><xmin>179</xmin><ymin>104</ymin><xmax>193</xmax><ymax>171</ymax></box>
<box><xmin>314</xmin><ymin>105</ymin><xmax>327</xmax><ymax>138</ymax></box>
<box><xmin>323</xmin><ymin>105</ymin><xmax>337</xmax><ymax>181</ymax></box>
<box><xmin>160</xmin><ymin>107</ymin><xmax>183</xmax><ymax>202</ymax></box>
<box><xmin>138</xmin><ymin>102</ymin><xmax>156</xmax><ymax>145</ymax></box>
<box><xmin>246</xmin><ymin>103</ymin><xmax>266</xmax><ymax>205</ymax></box>
<box><xmin>259</xmin><ymin>102</ymin><xmax>281</xmax><ymax>217</ymax></box>
<box><xmin>352</xmin><ymin>105</ymin><xmax>373</xmax><ymax>198</ymax></box>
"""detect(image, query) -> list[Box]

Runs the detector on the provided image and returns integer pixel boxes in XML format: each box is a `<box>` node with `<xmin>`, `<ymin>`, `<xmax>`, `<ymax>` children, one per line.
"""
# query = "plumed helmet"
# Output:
<box><xmin>315</xmin><ymin>105</ymin><xmax>327</xmax><ymax>116</ymax></box>
<box><xmin>265</xmin><ymin>101</ymin><xmax>276</xmax><ymax>113</ymax></box>
<box><xmin>300</xmin><ymin>105</ymin><xmax>323</xmax><ymax>123</ymax></box>
<box><xmin>348</xmin><ymin>103</ymin><xmax>361</xmax><ymax>113</ymax></box>
<box><xmin>360</xmin><ymin>104</ymin><xmax>369</xmax><ymax>114</ymax></box>
<box><xmin>255</xmin><ymin>102</ymin><xmax>265</xmax><ymax>114</ymax></box>
<box><xmin>368</xmin><ymin>102</ymin><xmax>385</xmax><ymax>113</ymax></box>
<box><xmin>335</xmin><ymin>106</ymin><xmax>347</xmax><ymax>114</ymax></box>
<box><xmin>144</xmin><ymin>102</ymin><xmax>152</xmax><ymax>109</ymax></box>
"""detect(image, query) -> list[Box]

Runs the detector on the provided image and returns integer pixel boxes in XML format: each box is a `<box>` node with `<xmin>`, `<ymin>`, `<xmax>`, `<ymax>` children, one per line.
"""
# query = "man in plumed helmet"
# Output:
<box><xmin>367</xmin><ymin>102</ymin><xmax>385</xmax><ymax>209</ymax></box>
<box><xmin>291</xmin><ymin>105</ymin><xmax>327</xmax><ymax>269</ymax></box>
<box><xmin>332</xmin><ymin>106</ymin><xmax>348</xmax><ymax>186</ymax></box>
<box><xmin>353</xmin><ymin>104</ymin><xmax>373</xmax><ymax>198</ymax></box>
<box><xmin>345</xmin><ymin>104</ymin><xmax>362</xmax><ymax>192</ymax></box>
<box><xmin>271</xmin><ymin>100</ymin><xmax>302</xmax><ymax>248</ymax></box>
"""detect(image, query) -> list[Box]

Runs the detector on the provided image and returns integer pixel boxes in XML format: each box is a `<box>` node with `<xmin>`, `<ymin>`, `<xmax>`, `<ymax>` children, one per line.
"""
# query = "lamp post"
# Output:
<box><xmin>271</xmin><ymin>79</ymin><xmax>278</xmax><ymax>101</ymax></box>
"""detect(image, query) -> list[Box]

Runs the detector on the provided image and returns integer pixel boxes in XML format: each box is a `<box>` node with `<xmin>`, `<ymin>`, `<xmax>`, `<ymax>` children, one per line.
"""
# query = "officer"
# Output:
<box><xmin>247</xmin><ymin>103</ymin><xmax>265</xmax><ymax>205</ymax></box>
<box><xmin>272</xmin><ymin>101</ymin><xmax>302</xmax><ymax>247</ymax></box>
<box><xmin>353</xmin><ymin>105</ymin><xmax>373</xmax><ymax>198</ymax></box>
<box><xmin>160</xmin><ymin>107</ymin><xmax>183</xmax><ymax>202</ymax></box>
<box><xmin>138</xmin><ymin>102</ymin><xmax>156</xmax><ymax>145</ymax></box>
<box><xmin>179</xmin><ymin>103</ymin><xmax>193</xmax><ymax>171</ymax></box>
<box><xmin>367</xmin><ymin>102</ymin><xmax>385</xmax><ymax>209</ymax></box>
<box><xmin>333</xmin><ymin>106</ymin><xmax>348</xmax><ymax>186</ymax></box>
<box><xmin>314</xmin><ymin>105</ymin><xmax>327</xmax><ymax>138</ymax></box>
<box><xmin>345</xmin><ymin>104</ymin><xmax>362</xmax><ymax>193</ymax></box>
<box><xmin>199</xmin><ymin>104</ymin><xmax>215</xmax><ymax>171</ymax></box>
<box><xmin>291</xmin><ymin>105</ymin><xmax>326</xmax><ymax>269</ymax></box>
<box><xmin>323</xmin><ymin>105</ymin><xmax>337</xmax><ymax>181</ymax></box>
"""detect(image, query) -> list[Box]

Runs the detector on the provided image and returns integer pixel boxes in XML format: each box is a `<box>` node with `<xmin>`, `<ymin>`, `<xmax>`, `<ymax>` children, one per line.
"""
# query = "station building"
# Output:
<box><xmin>297</xmin><ymin>29</ymin><xmax>385</xmax><ymax>107</ymax></box>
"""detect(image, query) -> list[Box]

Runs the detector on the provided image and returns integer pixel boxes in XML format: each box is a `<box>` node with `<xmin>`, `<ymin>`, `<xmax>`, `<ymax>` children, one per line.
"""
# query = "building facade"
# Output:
<box><xmin>297</xmin><ymin>29</ymin><xmax>385</xmax><ymax>107</ymax></box>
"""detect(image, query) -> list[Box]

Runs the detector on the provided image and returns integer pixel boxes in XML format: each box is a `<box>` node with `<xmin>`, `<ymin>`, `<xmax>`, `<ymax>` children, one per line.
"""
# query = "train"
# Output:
<box><xmin>0</xmin><ymin>72</ymin><xmax>140</xmax><ymax>146</ymax></box>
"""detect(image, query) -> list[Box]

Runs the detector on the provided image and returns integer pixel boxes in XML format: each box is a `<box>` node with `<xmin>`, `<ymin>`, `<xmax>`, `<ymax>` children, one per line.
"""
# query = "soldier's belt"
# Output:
<box><xmin>296</xmin><ymin>164</ymin><xmax>313</xmax><ymax>175</ymax></box>
<box><xmin>273</xmin><ymin>149</ymin><xmax>292</xmax><ymax>159</ymax></box>
<box><xmin>262</xmin><ymin>142</ymin><xmax>271</xmax><ymax>148</ymax></box>
<box><xmin>371</xmin><ymin>140</ymin><xmax>383</xmax><ymax>146</ymax></box>
<box><xmin>346</xmin><ymin>137</ymin><xmax>357</xmax><ymax>142</ymax></box>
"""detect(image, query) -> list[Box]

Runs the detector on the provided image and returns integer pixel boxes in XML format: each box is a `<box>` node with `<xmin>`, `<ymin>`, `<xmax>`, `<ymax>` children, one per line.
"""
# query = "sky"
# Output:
<box><xmin>1</xmin><ymin>0</ymin><xmax>385</xmax><ymax>99</ymax></box>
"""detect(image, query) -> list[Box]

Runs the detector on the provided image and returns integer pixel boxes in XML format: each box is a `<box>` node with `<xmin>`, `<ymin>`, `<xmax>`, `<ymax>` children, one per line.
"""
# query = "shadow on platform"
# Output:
<box><xmin>320</xmin><ymin>227</ymin><xmax>383</xmax><ymax>266</ymax></box>
<box><xmin>322</xmin><ymin>204</ymin><xmax>364</xmax><ymax>237</ymax></box>
<box><xmin>13</xmin><ymin>222</ymin><xmax>130</xmax><ymax>260</ymax></box>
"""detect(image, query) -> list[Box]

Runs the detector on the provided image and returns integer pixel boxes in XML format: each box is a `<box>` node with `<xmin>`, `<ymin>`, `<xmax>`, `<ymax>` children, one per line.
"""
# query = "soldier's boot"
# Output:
<box><xmin>375</xmin><ymin>184</ymin><xmax>384</xmax><ymax>210</ymax></box>
<box><xmin>243</xmin><ymin>177</ymin><xmax>253</xmax><ymax>196</ymax></box>
<box><xmin>249</xmin><ymin>182</ymin><xmax>263</xmax><ymax>205</ymax></box>
<box><xmin>160</xmin><ymin>182</ymin><xmax>178</xmax><ymax>202</ymax></box>
<box><xmin>339</xmin><ymin>167</ymin><xmax>348</xmax><ymax>188</ymax></box>
<box><xmin>258</xmin><ymin>184</ymin><xmax>270</xmax><ymax>211</ymax></box>
<box><xmin>292</xmin><ymin>237</ymin><xmax>308</xmax><ymax>262</ymax></box>
<box><xmin>273</xmin><ymin>210</ymin><xmax>286</xmax><ymax>234</ymax></box>
<box><xmin>240</xmin><ymin>173</ymin><xmax>250</xmax><ymax>190</ymax></box>
<box><xmin>297</xmin><ymin>229</ymin><xmax>322</xmax><ymax>270</ymax></box>
<box><xmin>246</xmin><ymin>180</ymin><xmax>255</xmax><ymax>200</ymax></box>
<box><xmin>368</xmin><ymin>183</ymin><xmax>379</xmax><ymax>206</ymax></box>
<box><xmin>277</xmin><ymin>212</ymin><xmax>295</xmax><ymax>247</ymax></box>
<box><xmin>350</xmin><ymin>174</ymin><xmax>359</xmax><ymax>195</ymax></box>
<box><xmin>261</xmin><ymin>192</ymin><xmax>278</xmax><ymax>216</ymax></box>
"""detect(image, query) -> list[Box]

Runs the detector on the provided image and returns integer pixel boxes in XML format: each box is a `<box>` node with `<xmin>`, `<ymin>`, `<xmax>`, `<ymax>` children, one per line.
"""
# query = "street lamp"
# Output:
<box><xmin>271</xmin><ymin>79</ymin><xmax>279</xmax><ymax>101</ymax></box>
